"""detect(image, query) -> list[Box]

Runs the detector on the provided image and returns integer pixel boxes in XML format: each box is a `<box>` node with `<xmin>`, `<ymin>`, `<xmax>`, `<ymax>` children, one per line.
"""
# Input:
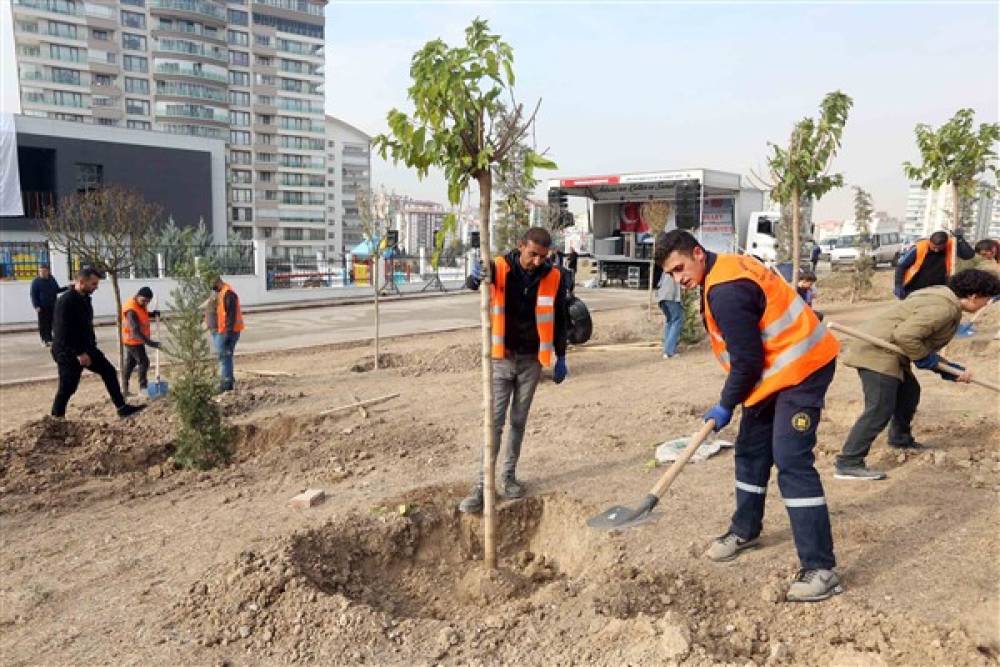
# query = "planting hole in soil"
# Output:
<box><xmin>289</xmin><ymin>486</ymin><xmax>598</xmax><ymax>621</ymax></box>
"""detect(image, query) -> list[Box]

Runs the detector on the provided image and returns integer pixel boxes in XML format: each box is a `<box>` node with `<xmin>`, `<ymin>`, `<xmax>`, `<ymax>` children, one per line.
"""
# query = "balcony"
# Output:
<box><xmin>154</xmin><ymin>63</ymin><xmax>228</xmax><ymax>84</ymax></box>
<box><xmin>154</xmin><ymin>40</ymin><xmax>228</xmax><ymax>63</ymax></box>
<box><xmin>150</xmin><ymin>0</ymin><xmax>225</xmax><ymax>24</ymax></box>
<box><xmin>14</xmin><ymin>0</ymin><xmax>83</xmax><ymax>17</ymax></box>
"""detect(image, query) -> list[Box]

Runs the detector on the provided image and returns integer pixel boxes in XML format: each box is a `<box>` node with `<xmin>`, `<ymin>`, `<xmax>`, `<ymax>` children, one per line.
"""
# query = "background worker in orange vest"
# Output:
<box><xmin>211</xmin><ymin>276</ymin><xmax>244</xmax><ymax>392</ymax></box>
<box><xmin>655</xmin><ymin>229</ymin><xmax>842</xmax><ymax>602</ymax></box>
<box><xmin>894</xmin><ymin>230</ymin><xmax>974</xmax><ymax>299</ymax></box>
<box><xmin>121</xmin><ymin>286</ymin><xmax>162</xmax><ymax>395</ymax></box>
<box><xmin>458</xmin><ymin>227</ymin><xmax>571</xmax><ymax>515</ymax></box>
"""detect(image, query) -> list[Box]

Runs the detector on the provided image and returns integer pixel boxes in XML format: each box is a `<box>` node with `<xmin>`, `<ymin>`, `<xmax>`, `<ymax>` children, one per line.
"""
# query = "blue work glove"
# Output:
<box><xmin>470</xmin><ymin>258</ymin><xmax>483</xmax><ymax>281</ymax></box>
<box><xmin>893</xmin><ymin>286</ymin><xmax>906</xmax><ymax>300</ymax></box>
<box><xmin>703</xmin><ymin>404</ymin><xmax>733</xmax><ymax>432</ymax></box>
<box><xmin>913</xmin><ymin>352</ymin><xmax>940</xmax><ymax>370</ymax></box>
<box><xmin>553</xmin><ymin>356</ymin><xmax>568</xmax><ymax>384</ymax></box>
<box><xmin>936</xmin><ymin>359</ymin><xmax>966</xmax><ymax>382</ymax></box>
<box><xmin>956</xmin><ymin>322</ymin><xmax>975</xmax><ymax>338</ymax></box>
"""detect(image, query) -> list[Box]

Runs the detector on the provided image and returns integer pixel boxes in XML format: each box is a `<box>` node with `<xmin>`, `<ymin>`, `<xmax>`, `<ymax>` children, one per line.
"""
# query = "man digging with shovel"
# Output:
<box><xmin>458</xmin><ymin>227</ymin><xmax>570</xmax><ymax>514</ymax></box>
<box><xmin>655</xmin><ymin>230</ymin><xmax>842</xmax><ymax>602</ymax></box>
<box><xmin>121</xmin><ymin>286</ymin><xmax>162</xmax><ymax>397</ymax></box>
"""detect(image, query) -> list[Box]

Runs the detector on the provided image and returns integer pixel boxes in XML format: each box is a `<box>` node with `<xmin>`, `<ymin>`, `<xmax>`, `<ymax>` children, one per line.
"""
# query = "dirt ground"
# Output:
<box><xmin>1</xmin><ymin>275</ymin><xmax>998</xmax><ymax>666</ymax></box>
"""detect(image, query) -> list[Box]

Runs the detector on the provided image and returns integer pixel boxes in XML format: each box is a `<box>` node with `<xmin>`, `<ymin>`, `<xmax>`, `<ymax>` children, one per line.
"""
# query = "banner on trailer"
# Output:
<box><xmin>0</xmin><ymin>113</ymin><xmax>22</xmax><ymax>217</ymax></box>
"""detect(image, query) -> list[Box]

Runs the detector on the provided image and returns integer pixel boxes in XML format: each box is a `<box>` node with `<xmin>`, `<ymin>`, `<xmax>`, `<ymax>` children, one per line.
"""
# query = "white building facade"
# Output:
<box><xmin>324</xmin><ymin>115</ymin><xmax>371</xmax><ymax>256</ymax></box>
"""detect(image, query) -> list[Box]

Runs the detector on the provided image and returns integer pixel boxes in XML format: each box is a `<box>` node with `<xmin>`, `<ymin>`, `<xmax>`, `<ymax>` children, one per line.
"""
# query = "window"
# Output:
<box><xmin>92</xmin><ymin>73</ymin><xmax>112</xmax><ymax>87</ymax></box>
<box><xmin>228</xmin><ymin>70</ymin><xmax>249</xmax><ymax>86</ymax></box>
<box><xmin>126</xmin><ymin>98</ymin><xmax>149</xmax><ymax>115</ymax></box>
<box><xmin>75</xmin><ymin>163</ymin><xmax>103</xmax><ymax>192</ymax></box>
<box><xmin>229</xmin><ymin>50</ymin><xmax>249</xmax><ymax>67</ymax></box>
<box><xmin>230</xmin><ymin>170</ymin><xmax>252</xmax><ymax>184</ymax></box>
<box><xmin>231</xmin><ymin>188</ymin><xmax>252</xmax><ymax>203</ymax></box>
<box><xmin>227</xmin><ymin>30</ymin><xmax>248</xmax><ymax>46</ymax></box>
<box><xmin>90</xmin><ymin>28</ymin><xmax>109</xmax><ymax>40</ymax></box>
<box><xmin>48</xmin><ymin>44</ymin><xmax>81</xmax><ymax>62</ymax></box>
<box><xmin>120</xmin><ymin>10</ymin><xmax>145</xmax><ymax>29</ymax></box>
<box><xmin>51</xmin><ymin>67</ymin><xmax>81</xmax><ymax>85</ymax></box>
<box><xmin>229</xmin><ymin>110</ymin><xmax>250</xmax><ymax>126</ymax></box>
<box><xmin>230</xmin><ymin>130</ymin><xmax>251</xmax><ymax>145</ymax></box>
<box><xmin>228</xmin><ymin>90</ymin><xmax>250</xmax><ymax>106</ymax></box>
<box><xmin>121</xmin><ymin>0</ymin><xmax>144</xmax><ymax>5</ymax></box>
<box><xmin>253</xmin><ymin>13</ymin><xmax>323</xmax><ymax>39</ymax></box>
<box><xmin>231</xmin><ymin>207</ymin><xmax>253</xmax><ymax>223</ymax></box>
<box><xmin>229</xmin><ymin>150</ymin><xmax>251</xmax><ymax>165</ymax></box>
<box><xmin>284</xmin><ymin>228</ymin><xmax>303</xmax><ymax>241</ymax></box>
<box><xmin>97</xmin><ymin>118</ymin><xmax>117</xmax><ymax>127</ymax></box>
<box><xmin>121</xmin><ymin>33</ymin><xmax>146</xmax><ymax>50</ymax></box>
<box><xmin>122</xmin><ymin>55</ymin><xmax>148</xmax><ymax>72</ymax></box>
<box><xmin>124</xmin><ymin>77</ymin><xmax>149</xmax><ymax>93</ymax></box>
<box><xmin>16</xmin><ymin>20</ymin><xmax>38</xmax><ymax>33</ymax></box>
<box><xmin>51</xmin><ymin>90</ymin><xmax>82</xmax><ymax>107</ymax></box>
<box><xmin>227</xmin><ymin>9</ymin><xmax>248</xmax><ymax>25</ymax></box>
<box><xmin>47</xmin><ymin>21</ymin><xmax>77</xmax><ymax>39</ymax></box>
<box><xmin>127</xmin><ymin>119</ymin><xmax>151</xmax><ymax>130</ymax></box>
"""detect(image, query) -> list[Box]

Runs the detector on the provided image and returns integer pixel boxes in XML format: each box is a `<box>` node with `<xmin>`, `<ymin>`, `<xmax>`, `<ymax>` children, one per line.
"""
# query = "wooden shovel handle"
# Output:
<box><xmin>828</xmin><ymin>322</ymin><xmax>1000</xmax><ymax>393</ymax></box>
<box><xmin>649</xmin><ymin>420</ymin><xmax>718</xmax><ymax>499</ymax></box>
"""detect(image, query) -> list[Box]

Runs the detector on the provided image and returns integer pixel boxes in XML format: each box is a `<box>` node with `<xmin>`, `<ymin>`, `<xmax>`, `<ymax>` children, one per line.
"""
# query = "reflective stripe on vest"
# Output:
<box><xmin>216</xmin><ymin>283</ymin><xmax>245</xmax><ymax>333</ymax></box>
<box><xmin>903</xmin><ymin>238</ymin><xmax>953</xmax><ymax>286</ymax></box>
<box><xmin>121</xmin><ymin>296</ymin><xmax>151</xmax><ymax>346</ymax></box>
<box><xmin>702</xmin><ymin>255</ymin><xmax>839</xmax><ymax>407</ymax></box>
<box><xmin>489</xmin><ymin>257</ymin><xmax>562</xmax><ymax>367</ymax></box>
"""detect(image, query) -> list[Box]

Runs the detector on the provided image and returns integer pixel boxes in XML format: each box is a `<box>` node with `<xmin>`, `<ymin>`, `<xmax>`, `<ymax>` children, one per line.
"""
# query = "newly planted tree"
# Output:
<box><xmin>851</xmin><ymin>186</ymin><xmax>875</xmax><ymax>303</ymax></box>
<box><xmin>754</xmin><ymin>91</ymin><xmax>853</xmax><ymax>284</ymax></box>
<box><xmin>164</xmin><ymin>252</ymin><xmax>230</xmax><ymax>469</ymax></box>
<box><xmin>42</xmin><ymin>185</ymin><xmax>165</xmax><ymax>388</ymax></box>
<box><xmin>903</xmin><ymin>108</ymin><xmax>1000</xmax><ymax>272</ymax></box>
<box><xmin>356</xmin><ymin>187</ymin><xmax>393</xmax><ymax>371</ymax></box>
<box><xmin>374</xmin><ymin>18</ymin><xmax>555</xmax><ymax>569</ymax></box>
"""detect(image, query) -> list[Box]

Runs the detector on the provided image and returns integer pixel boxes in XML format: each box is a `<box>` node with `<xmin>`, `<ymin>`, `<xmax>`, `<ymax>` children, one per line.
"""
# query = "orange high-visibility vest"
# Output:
<box><xmin>903</xmin><ymin>238</ymin><xmax>953</xmax><ymax>286</ymax></box>
<box><xmin>216</xmin><ymin>282</ymin><xmax>245</xmax><ymax>333</ymax></box>
<box><xmin>489</xmin><ymin>257</ymin><xmax>561</xmax><ymax>366</ymax></box>
<box><xmin>702</xmin><ymin>255</ymin><xmax>839</xmax><ymax>407</ymax></box>
<box><xmin>121</xmin><ymin>296</ymin><xmax>151</xmax><ymax>346</ymax></box>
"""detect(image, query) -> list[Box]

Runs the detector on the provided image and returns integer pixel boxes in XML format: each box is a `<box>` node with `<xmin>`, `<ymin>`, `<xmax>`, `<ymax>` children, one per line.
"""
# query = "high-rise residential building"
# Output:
<box><xmin>391</xmin><ymin>197</ymin><xmax>446</xmax><ymax>255</ymax></box>
<box><xmin>324</xmin><ymin>115</ymin><xmax>370</xmax><ymax>256</ymax></box>
<box><xmin>903</xmin><ymin>182</ymin><xmax>994</xmax><ymax>239</ymax></box>
<box><xmin>904</xmin><ymin>183</ymin><xmax>929</xmax><ymax>237</ymax></box>
<box><xmin>11</xmin><ymin>0</ymin><xmax>328</xmax><ymax>257</ymax></box>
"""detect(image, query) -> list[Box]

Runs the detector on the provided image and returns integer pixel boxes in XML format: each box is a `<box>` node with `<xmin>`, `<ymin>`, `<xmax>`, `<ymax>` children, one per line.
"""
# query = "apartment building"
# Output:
<box><xmin>390</xmin><ymin>197</ymin><xmax>446</xmax><ymax>255</ymax></box>
<box><xmin>324</xmin><ymin>115</ymin><xmax>370</xmax><ymax>256</ymax></box>
<box><xmin>11</xmin><ymin>0</ymin><xmax>328</xmax><ymax>257</ymax></box>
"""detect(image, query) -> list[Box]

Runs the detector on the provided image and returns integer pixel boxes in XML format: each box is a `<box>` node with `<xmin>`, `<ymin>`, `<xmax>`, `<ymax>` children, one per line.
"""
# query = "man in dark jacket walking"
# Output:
<box><xmin>30</xmin><ymin>264</ymin><xmax>66</xmax><ymax>346</ymax></box>
<box><xmin>50</xmin><ymin>267</ymin><xmax>145</xmax><ymax>419</ymax></box>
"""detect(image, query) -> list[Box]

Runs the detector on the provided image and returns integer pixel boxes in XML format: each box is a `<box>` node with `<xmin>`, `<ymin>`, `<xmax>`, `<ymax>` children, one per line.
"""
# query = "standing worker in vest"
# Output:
<box><xmin>458</xmin><ymin>227</ymin><xmax>571</xmax><ymax>514</ymax></box>
<box><xmin>655</xmin><ymin>230</ymin><xmax>842</xmax><ymax>602</ymax></box>
<box><xmin>121</xmin><ymin>286</ymin><xmax>162</xmax><ymax>396</ymax></box>
<box><xmin>894</xmin><ymin>230</ymin><xmax>974</xmax><ymax>299</ymax></box>
<box><xmin>211</xmin><ymin>276</ymin><xmax>244</xmax><ymax>392</ymax></box>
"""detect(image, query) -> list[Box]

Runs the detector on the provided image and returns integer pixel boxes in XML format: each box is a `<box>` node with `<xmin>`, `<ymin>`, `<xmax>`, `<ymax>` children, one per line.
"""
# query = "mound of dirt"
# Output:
<box><xmin>349</xmin><ymin>353</ymin><xmax>406</xmax><ymax>373</ymax></box>
<box><xmin>0</xmin><ymin>416</ymin><xmax>174</xmax><ymax>497</ymax></box>
<box><xmin>401</xmin><ymin>343</ymin><xmax>482</xmax><ymax>376</ymax></box>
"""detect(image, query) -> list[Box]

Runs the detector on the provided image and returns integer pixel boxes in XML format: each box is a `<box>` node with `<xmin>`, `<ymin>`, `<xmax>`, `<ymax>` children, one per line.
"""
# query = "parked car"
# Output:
<box><xmin>829</xmin><ymin>231</ymin><xmax>903</xmax><ymax>270</ymax></box>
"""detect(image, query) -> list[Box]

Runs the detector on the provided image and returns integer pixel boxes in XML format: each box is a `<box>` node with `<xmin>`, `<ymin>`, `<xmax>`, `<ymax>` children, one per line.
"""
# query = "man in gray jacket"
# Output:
<box><xmin>836</xmin><ymin>269</ymin><xmax>1000</xmax><ymax>480</ymax></box>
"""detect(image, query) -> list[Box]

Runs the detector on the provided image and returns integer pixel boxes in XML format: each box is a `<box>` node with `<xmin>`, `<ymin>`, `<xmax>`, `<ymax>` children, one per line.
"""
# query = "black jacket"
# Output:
<box><xmin>52</xmin><ymin>287</ymin><xmax>98</xmax><ymax>358</ymax></box>
<box><xmin>467</xmin><ymin>251</ymin><xmax>569</xmax><ymax>358</ymax></box>
<box><xmin>30</xmin><ymin>276</ymin><xmax>66</xmax><ymax>310</ymax></box>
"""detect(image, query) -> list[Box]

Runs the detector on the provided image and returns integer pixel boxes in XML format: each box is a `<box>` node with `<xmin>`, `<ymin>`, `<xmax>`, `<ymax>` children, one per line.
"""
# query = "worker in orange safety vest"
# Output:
<box><xmin>211</xmin><ymin>277</ymin><xmax>244</xmax><ymax>392</ymax></box>
<box><xmin>655</xmin><ymin>229</ymin><xmax>841</xmax><ymax>603</ymax></box>
<box><xmin>121</xmin><ymin>286</ymin><xmax>161</xmax><ymax>395</ymax></box>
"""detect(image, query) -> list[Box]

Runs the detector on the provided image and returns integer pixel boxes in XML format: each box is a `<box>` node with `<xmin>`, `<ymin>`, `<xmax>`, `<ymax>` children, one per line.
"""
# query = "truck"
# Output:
<box><xmin>547</xmin><ymin>168</ymin><xmax>768</xmax><ymax>287</ymax></box>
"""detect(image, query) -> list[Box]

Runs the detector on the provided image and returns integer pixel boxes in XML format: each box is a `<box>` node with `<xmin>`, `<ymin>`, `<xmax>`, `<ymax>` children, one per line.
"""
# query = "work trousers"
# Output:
<box><xmin>658</xmin><ymin>300</ymin><xmax>684</xmax><ymax>357</ymax></box>
<box><xmin>212</xmin><ymin>332</ymin><xmax>240</xmax><ymax>391</ymax></box>
<box><xmin>838</xmin><ymin>368</ymin><xmax>920</xmax><ymax>467</ymax></box>
<box><xmin>37</xmin><ymin>306</ymin><xmax>54</xmax><ymax>344</ymax></box>
<box><xmin>123</xmin><ymin>344</ymin><xmax>150</xmax><ymax>390</ymax></box>
<box><xmin>474</xmin><ymin>354</ymin><xmax>542</xmax><ymax>488</ymax></box>
<box><xmin>51</xmin><ymin>347</ymin><xmax>126</xmax><ymax>417</ymax></box>
<box><xmin>730</xmin><ymin>360</ymin><xmax>837</xmax><ymax>570</ymax></box>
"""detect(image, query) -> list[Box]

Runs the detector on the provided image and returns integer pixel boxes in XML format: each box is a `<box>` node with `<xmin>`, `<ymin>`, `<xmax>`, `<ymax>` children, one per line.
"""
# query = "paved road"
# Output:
<box><xmin>0</xmin><ymin>287</ymin><xmax>649</xmax><ymax>384</ymax></box>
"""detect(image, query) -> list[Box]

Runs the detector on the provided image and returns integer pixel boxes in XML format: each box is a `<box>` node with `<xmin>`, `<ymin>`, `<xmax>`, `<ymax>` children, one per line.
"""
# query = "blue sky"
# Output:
<box><xmin>324</xmin><ymin>1</ymin><xmax>999</xmax><ymax>220</ymax></box>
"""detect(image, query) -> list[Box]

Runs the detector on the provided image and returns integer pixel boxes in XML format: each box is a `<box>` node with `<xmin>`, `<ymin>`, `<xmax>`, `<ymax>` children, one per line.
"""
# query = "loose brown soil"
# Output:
<box><xmin>1</xmin><ymin>289</ymin><xmax>998</xmax><ymax>666</ymax></box>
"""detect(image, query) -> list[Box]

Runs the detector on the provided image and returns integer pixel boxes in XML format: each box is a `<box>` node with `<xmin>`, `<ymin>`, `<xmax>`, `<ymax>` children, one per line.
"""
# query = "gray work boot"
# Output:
<box><xmin>705</xmin><ymin>531</ymin><xmax>759</xmax><ymax>562</ymax></box>
<box><xmin>502</xmin><ymin>475</ymin><xmax>526</xmax><ymax>499</ymax></box>
<box><xmin>834</xmin><ymin>464</ymin><xmax>887</xmax><ymax>481</ymax></box>
<box><xmin>786</xmin><ymin>568</ymin><xmax>843</xmax><ymax>602</ymax></box>
<box><xmin>458</xmin><ymin>487</ymin><xmax>484</xmax><ymax>515</ymax></box>
<box><xmin>889</xmin><ymin>440</ymin><xmax>926</xmax><ymax>451</ymax></box>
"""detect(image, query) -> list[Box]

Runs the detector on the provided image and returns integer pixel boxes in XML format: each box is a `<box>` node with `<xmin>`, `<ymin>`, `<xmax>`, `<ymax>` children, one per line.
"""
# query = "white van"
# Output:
<box><xmin>830</xmin><ymin>231</ymin><xmax>903</xmax><ymax>270</ymax></box>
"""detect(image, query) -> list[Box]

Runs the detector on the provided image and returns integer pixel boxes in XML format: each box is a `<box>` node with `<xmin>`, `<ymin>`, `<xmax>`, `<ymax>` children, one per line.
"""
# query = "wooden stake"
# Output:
<box><xmin>319</xmin><ymin>393</ymin><xmax>400</xmax><ymax>416</ymax></box>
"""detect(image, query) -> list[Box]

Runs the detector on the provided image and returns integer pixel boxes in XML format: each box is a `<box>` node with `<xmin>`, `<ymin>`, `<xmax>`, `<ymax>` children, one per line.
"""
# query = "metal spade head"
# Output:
<box><xmin>586</xmin><ymin>494</ymin><xmax>659</xmax><ymax>530</ymax></box>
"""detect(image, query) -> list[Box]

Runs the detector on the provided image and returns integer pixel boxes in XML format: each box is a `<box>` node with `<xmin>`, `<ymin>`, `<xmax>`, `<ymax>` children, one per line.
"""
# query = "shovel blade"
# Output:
<box><xmin>147</xmin><ymin>381</ymin><xmax>169</xmax><ymax>399</ymax></box>
<box><xmin>586</xmin><ymin>494</ymin><xmax>659</xmax><ymax>530</ymax></box>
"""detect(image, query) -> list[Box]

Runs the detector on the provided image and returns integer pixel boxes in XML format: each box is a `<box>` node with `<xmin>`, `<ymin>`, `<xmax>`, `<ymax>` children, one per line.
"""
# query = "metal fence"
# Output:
<box><xmin>69</xmin><ymin>244</ymin><xmax>256</xmax><ymax>278</ymax></box>
<box><xmin>0</xmin><ymin>241</ymin><xmax>50</xmax><ymax>281</ymax></box>
<box><xmin>265</xmin><ymin>254</ymin><xmax>470</xmax><ymax>290</ymax></box>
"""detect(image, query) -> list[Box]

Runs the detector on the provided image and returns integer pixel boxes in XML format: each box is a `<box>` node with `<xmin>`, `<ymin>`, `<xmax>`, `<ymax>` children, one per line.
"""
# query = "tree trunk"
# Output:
<box><xmin>791</xmin><ymin>190</ymin><xmax>801</xmax><ymax>285</ymax></box>
<box><xmin>477</xmin><ymin>172</ymin><xmax>497</xmax><ymax>571</ymax></box>
<box><xmin>110</xmin><ymin>273</ymin><xmax>126</xmax><ymax>390</ymax></box>
<box><xmin>373</xmin><ymin>253</ymin><xmax>380</xmax><ymax>371</ymax></box>
<box><xmin>950</xmin><ymin>182</ymin><xmax>960</xmax><ymax>276</ymax></box>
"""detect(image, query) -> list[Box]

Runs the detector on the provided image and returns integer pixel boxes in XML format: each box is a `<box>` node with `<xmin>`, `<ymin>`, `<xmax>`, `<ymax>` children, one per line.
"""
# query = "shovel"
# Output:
<box><xmin>147</xmin><ymin>305</ymin><xmax>169</xmax><ymax>399</ymax></box>
<box><xmin>588</xmin><ymin>419</ymin><xmax>716</xmax><ymax>530</ymax></box>
<box><xmin>828</xmin><ymin>322</ymin><xmax>1000</xmax><ymax>393</ymax></box>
